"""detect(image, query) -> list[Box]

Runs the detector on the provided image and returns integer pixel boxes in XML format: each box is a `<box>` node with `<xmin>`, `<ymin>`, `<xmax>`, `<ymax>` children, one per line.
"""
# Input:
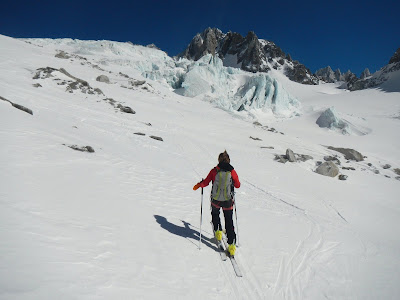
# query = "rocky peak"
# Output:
<box><xmin>244</xmin><ymin>31</ymin><xmax>258</xmax><ymax>44</ymax></box>
<box><xmin>315</xmin><ymin>66</ymin><xmax>363</xmax><ymax>88</ymax></box>
<box><xmin>315</xmin><ymin>66</ymin><xmax>358</xmax><ymax>83</ymax></box>
<box><xmin>179</xmin><ymin>28</ymin><xmax>318</xmax><ymax>85</ymax></box>
<box><xmin>181</xmin><ymin>30</ymin><xmax>398</xmax><ymax>91</ymax></box>
<box><xmin>389</xmin><ymin>47</ymin><xmax>400</xmax><ymax>64</ymax></box>
<box><xmin>343</xmin><ymin>70</ymin><xmax>358</xmax><ymax>82</ymax></box>
<box><xmin>219</xmin><ymin>31</ymin><xmax>245</xmax><ymax>56</ymax></box>
<box><xmin>334</xmin><ymin>69</ymin><xmax>344</xmax><ymax>81</ymax></box>
<box><xmin>349</xmin><ymin>47</ymin><xmax>400</xmax><ymax>91</ymax></box>
<box><xmin>202</xmin><ymin>28</ymin><xmax>223</xmax><ymax>55</ymax></box>
<box><xmin>180</xmin><ymin>27</ymin><xmax>223</xmax><ymax>61</ymax></box>
<box><xmin>286</xmin><ymin>61</ymin><xmax>319</xmax><ymax>85</ymax></box>
<box><xmin>238</xmin><ymin>31</ymin><xmax>268</xmax><ymax>73</ymax></box>
<box><xmin>360</xmin><ymin>68</ymin><xmax>371</xmax><ymax>79</ymax></box>
<box><xmin>263</xmin><ymin>41</ymin><xmax>285</xmax><ymax>59</ymax></box>
<box><xmin>315</xmin><ymin>66</ymin><xmax>336</xmax><ymax>83</ymax></box>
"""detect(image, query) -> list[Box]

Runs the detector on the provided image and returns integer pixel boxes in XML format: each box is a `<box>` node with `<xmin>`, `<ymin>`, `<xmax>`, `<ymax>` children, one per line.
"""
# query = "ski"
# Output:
<box><xmin>211</xmin><ymin>224</ymin><xmax>227</xmax><ymax>261</ymax></box>
<box><xmin>216</xmin><ymin>240</ymin><xmax>228</xmax><ymax>261</ymax></box>
<box><xmin>210</xmin><ymin>224</ymin><xmax>242</xmax><ymax>277</ymax></box>
<box><xmin>227</xmin><ymin>254</ymin><xmax>243</xmax><ymax>277</ymax></box>
<box><xmin>222</xmin><ymin>236</ymin><xmax>243</xmax><ymax>277</ymax></box>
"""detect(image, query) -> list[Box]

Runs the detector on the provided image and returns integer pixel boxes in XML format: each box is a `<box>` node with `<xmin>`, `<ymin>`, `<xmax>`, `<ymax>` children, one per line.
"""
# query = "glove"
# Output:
<box><xmin>193</xmin><ymin>183</ymin><xmax>201</xmax><ymax>190</ymax></box>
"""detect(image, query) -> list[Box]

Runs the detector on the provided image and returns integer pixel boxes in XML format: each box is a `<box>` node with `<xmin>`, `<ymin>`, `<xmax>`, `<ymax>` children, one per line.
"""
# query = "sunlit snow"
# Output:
<box><xmin>1</xmin><ymin>35</ymin><xmax>400</xmax><ymax>299</ymax></box>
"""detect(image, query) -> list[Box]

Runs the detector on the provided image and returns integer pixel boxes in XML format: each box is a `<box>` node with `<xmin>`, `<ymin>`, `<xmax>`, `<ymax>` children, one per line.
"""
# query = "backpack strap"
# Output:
<box><xmin>223</xmin><ymin>171</ymin><xmax>230</xmax><ymax>200</ymax></box>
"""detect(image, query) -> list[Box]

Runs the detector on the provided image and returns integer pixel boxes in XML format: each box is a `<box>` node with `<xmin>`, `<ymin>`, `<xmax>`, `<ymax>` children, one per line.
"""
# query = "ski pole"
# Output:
<box><xmin>234</xmin><ymin>194</ymin><xmax>239</xmax><ymax>247</ymax></box>
<box><xmin>199</xmin><ymin>180</ymin><xmax>204</xmax><ymax>250</ymax></box>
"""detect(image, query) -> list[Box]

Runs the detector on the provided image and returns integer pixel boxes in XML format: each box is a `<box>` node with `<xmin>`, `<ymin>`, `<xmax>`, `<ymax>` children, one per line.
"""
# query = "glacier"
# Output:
<box><xmin>315</xmin><ymin>106</ymin><xmax>371</xmax><ymax>136</ymax></box>
<box><xmin>146</xmin><ymin>54</ymin><xmax>301</xmax><ymax>118</ymax></box>
<box><xmin>316</xmin><ymin>107</ymin><xmax>349</xmax><ymax>134</ymax></box>
<box><xmin>22</xmin><ymin>38</ymin><xmax>301</xmax><ymax>118</ymax></box>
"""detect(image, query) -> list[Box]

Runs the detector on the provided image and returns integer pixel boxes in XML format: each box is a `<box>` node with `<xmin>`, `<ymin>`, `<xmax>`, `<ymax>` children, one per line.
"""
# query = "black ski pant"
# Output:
<box><xmin>211</xmin><ymin>206</ymin><xmax>236</xmax><ymax>245</ymax></box>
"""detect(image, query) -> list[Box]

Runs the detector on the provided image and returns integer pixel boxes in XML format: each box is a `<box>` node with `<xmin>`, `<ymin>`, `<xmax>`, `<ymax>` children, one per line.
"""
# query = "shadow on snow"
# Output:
<box><xmin>154</xmin><ymin>215</ymin><xmax>216</xmax><ymax>251</ymax></box>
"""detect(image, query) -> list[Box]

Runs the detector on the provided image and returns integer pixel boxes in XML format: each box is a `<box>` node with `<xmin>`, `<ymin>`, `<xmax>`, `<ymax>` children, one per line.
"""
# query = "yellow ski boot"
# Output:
<box><xmin>215</xmin><ymin>230</ymin><xmax>222</xmax><ymax>242</ymax></box>
<box><xmin>228</xmin><ymin>244</ymin><xmax>236</xmax><ymax>256</ymax></box>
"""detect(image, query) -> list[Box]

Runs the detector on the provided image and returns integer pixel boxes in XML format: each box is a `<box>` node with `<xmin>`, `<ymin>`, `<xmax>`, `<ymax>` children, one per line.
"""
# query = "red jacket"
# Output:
<box><xmin>199</xmin><ymin>163</ymin><xmax>240</xmax><ymax>189</ymax></box>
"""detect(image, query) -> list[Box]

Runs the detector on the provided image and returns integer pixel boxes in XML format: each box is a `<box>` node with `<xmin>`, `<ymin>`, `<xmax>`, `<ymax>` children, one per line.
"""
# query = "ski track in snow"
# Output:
<box><xmin>182</xmin><ymin>145</ymin><xmax>352</xmax><ymax>300</ymax></box>
<box><xmin>165</xmin><ymin>127</ymin><xmax>375</xmax><ymax>299</ymax></box>
<box><xmin>242</xmin><ymin>179</ymin><xmax>361</xmax><ymax>299</ymax></box>
<box><xmin>244</xmin><ymin>180</ymin><xmax>306</xmax><ymax>213</ymax></box>
<box><xmin>176</xmin><ymin>137</ymin><xmax>267</xmax><ymax>299</ymax></box>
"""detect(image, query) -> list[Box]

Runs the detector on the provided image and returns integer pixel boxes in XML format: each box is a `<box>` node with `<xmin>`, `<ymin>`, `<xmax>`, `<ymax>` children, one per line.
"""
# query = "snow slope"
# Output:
<box><xmin>1</xmin><ymin>34</ymin><xmax>400</xmax><ymax>299</ymax></box>
<box><xmin>22</xmin><ymin>38</ymin><xmax>300</xmax><ymax>119</ymax></box>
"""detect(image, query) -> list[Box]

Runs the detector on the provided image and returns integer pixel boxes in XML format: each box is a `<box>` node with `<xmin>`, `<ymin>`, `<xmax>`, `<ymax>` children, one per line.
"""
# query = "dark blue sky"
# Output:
<box><xmin>1</xmin><ymin>0</ymin><xmax>399</xmax><ymax>76</ymax></box>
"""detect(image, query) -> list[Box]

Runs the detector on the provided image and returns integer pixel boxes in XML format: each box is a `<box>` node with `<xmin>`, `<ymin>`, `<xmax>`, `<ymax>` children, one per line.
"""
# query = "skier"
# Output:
<box><xmin>193</xmin><ymin>150</ymin><xmax>241</xmax><ymax>256</ymax></box>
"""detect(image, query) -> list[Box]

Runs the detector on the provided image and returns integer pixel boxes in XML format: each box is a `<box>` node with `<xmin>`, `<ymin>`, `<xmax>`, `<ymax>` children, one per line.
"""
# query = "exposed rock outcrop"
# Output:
<box><xmin>64</xmin><ymin>144</ymin><xmax>95</xmax><ymax>153</ymax></box>
<box><xmin>32</xmin><ymin>67</ymin><xmax>136</xmax><ymax>114</ymax></box>
<box><xmin>360</xmin><ymin>68</ymin><xmax>371</xmax><ymax>79</ymax></box>
<box><xmin>348</xmin><ymin>47</ymin><xmax>400</xmax><ymax>91</ymax></box>
<box><xmin>315</xmin><ymin>66</ymin><xmax>338</xmax><ymax>83</ymax></box>
<box><xmin>55</xmin><ymin>50</ymin><xmax>71</xmax><ymax>59</ymax></box>
<box><xmin>286</xmin><ymin>61</ymin><xmax>318</xmax><ymax>85</ymax></box>
<box><xmin>180</xmin><ymin>28</ymin><xmax>224</xmax><ymax>61</ymax></box>
<box><xmin>315</xmin><ymin>66</ymin><xmax>356</xmax><ymax>85</ymax></box>
<box><xmin>324</xmin><ymin>155</ymin><xmax>341</xmax><ymax>165</ymax></box>
<box><xmin>33</xmin><ymin>67</ymin><xmax>104</xmax><ymax>95</ymax></box>
<box><xmin>315</xmin><ymin>161</ymin><xmax>339</xmax><ymax>177</ymax></box>
<box><xmin>250</xmin><ymin>136</ymin><xmax>262</xmax><ymax>141</ymax></box>
<box><xmin>96</xmin><ymin>75</ymin><xmax>110</xmax><ymax>83</ymax></box>
<box><xmin>0</xmin><ymin>95</ymin><xmax>33</xmax><ymax>115</ymax></box>
<box><xmin>334</xmin><ymin>69</ymin><xmax>344</xmax><ymax>81</ymax></box>
<box><xmin>179</xmin><ymin>28</ymin><xmax>318</xmax><ymax>85</ymax></box>
<box><xmin>389</xmin><ymin>48</ymin><xmax>400</xmax><ymax>64</ymax></box>
<box><xmin>275</xmin><ymin>149</ymin><xmax>313</xmax><ymax>164</ymax></box>
<box><xmin>117</xmin><ymin>104</ymin><xmax>136</xmax><ymax>114</ymax></box>
<box><xmin>327</xmin><ymin>146</ymin><xmax>364</xmax><ymax>161</ymax></box>
<box><xmin>150</xmin><ymin>135</ymin><xmax>163</xmax><ymax>141</ymax></box>
<box><xmin>286</xmin><ymin>149</ymin><xmax>296</xmax><ymax>162</ymax></box>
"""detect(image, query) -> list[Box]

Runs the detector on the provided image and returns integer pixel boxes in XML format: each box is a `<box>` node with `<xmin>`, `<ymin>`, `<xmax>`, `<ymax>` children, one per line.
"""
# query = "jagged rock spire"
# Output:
<box><xmin>179</xmin><ymin>28</ymin><xmax>318</xmax><ymax>85</ymax></box>
<box><xmin>360</xmin><ymin>68</ymin><xmax>371</xmax><ymax>79</ymax></box>
<box><xmin>389</xmin><ymin>47</ymin><xmax>400</xmax><ymax>64</ymax></box>
<box><xmin>180</xmin><ymin>28</ymin><xmax>223</xmax><ymax>61</ymax></box>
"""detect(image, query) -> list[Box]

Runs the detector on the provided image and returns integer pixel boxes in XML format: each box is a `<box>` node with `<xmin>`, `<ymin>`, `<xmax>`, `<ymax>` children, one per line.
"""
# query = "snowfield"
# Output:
<box><xmin>1</xmin><ymin>34</ymin><xmax>400</xmax><ymax>299</ymax></box>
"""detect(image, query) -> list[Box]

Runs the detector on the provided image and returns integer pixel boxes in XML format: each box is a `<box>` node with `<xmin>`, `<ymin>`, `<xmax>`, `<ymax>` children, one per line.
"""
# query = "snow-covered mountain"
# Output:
<box><xmin>315</xmin><ymin>47</ymin><xmax>400</xmax><ymax>91</ymax></box>
<box><xmin>348</xmin><ymin>47</ymin><xmax>400</xmax><ymax>91</ymax></box>
<box><xmin>21</xmin><ymin>36</ymin><xmax>302</xmax><ymax>118</ymax></box>
<box><xmin>179</xmin><ymin>28</ymin><xmax>400</xmax><ymax>92</ymax></box>
<box><xmin>179</xmin><ymin>28</ymin><xmax>319</xmax><ymax>85</ymax></box>
<box><xmin>314</xmin><ymin>66</ymin><xmax>361</xmax><ymax>85</ymax></box>
<box><xmin>1</xmin><ymin>33</ymin><xmax>400</xmax><ymax>299</ymax></box>
<box><xmin>315</xmin><ymin>66</ymin><xmax>344</xmax><ymax>83</ymax></box>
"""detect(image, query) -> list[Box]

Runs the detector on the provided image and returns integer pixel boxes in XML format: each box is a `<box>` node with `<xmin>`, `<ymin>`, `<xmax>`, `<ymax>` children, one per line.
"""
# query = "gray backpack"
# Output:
<box><xmin>211</xmin><ymin>169</ymin><xmax>233</xmax><ymax>201</ymax></box>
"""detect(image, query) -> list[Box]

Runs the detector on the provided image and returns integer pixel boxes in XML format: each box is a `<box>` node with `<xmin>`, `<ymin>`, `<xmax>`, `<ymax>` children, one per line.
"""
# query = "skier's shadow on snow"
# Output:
<box><xmin>154</xmin><ymin>215</ymin><xmax>216</xmax><ymax>251</ymax></box>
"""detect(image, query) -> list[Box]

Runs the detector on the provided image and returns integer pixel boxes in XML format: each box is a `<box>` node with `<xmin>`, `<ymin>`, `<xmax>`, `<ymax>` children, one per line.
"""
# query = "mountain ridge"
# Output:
<box><xmin>179</xmin><ymin>28</ymin><xmax>399</xmax><ymax>91</ymax></box>
<box><xmin>179</xmin><ymin>27</ymin><xmax>319</xmax><ymax>85</ymax></box>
